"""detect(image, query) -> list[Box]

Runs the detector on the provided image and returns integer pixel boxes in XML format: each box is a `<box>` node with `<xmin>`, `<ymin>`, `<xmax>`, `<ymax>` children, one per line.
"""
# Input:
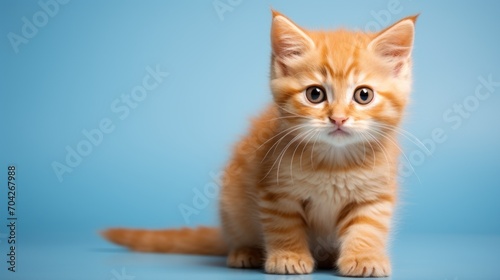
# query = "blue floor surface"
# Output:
<box><xmin>2</xmin><ymin>233</ymin><xmax>499</xmax><ymax>280</ymax></box>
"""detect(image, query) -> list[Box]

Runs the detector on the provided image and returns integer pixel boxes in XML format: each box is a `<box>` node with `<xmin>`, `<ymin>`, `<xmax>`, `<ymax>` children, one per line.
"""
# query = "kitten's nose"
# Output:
<box><xmin>329</xmin><ymin>116</ymin><xmax>348</xmax><ymax>126</ymax></box>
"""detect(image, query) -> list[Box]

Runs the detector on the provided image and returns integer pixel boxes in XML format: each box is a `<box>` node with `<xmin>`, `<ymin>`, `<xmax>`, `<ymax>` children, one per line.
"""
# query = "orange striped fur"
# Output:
<box><xmin>103</xmin><ymin>11</ymin><xmax>417</xmax><ymax>277</ymax></box>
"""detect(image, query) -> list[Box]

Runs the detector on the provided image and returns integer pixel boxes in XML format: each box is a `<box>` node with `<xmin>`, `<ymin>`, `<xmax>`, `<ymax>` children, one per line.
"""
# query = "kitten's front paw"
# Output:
<box><xmin>227</xmin><ymin>247</ymin><xmax>263</xmax><ymax>268</ymax></box>
<box><xmin>265</xmin><ymin>251</ymin><xmax>314</xmax><ymax>274</ymax></box>
<box><xmin>337</xmin><ymin>251</ymin><xmax>391</xmax><ymax>277</ymax></box>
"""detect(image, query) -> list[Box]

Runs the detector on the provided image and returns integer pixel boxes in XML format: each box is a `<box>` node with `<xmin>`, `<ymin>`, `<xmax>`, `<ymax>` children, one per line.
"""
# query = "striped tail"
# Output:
<box><xmin>101</xmin><ymin>226</ymin><xmax>227</xmax><ymax>256</ymax></box>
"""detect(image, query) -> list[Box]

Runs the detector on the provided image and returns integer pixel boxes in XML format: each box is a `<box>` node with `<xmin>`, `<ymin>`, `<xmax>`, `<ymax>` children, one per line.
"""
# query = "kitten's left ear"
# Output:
<box><xmin>368</xmin><ymin>15</ymin><xmax>418</xmax><ymax>75</ymax></box>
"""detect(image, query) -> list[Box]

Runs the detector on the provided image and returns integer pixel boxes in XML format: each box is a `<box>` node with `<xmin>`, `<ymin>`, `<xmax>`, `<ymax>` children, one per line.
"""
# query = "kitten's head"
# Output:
<box><xmin>270</xmin><ymin>11</ymin><xmax>417</xmax><ymax>148</ymax></box>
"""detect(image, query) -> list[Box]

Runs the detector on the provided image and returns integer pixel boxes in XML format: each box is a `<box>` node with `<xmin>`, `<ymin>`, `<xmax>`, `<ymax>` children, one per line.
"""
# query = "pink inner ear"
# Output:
<box><xmin>394</xmin><ymin>62</ymin><xmax>403</xmax><ymax>76</ymax></box>
<box><xmin>369</xmin><ymin>20</ymin><xmax>414</xmax><ymax>77</ymax></box>
<box><xmin>278</xmin><ymin>43</ymin><xmax>303</xmax><ymax>59</ymax></box>
<box><xmin>271</xmin><ymin>16</ymin><xmax>313</xmax><ymax>62</ymax></box>
<box><xmin>272</xmin><ymin>32</ymin><xmax>308</xmax><ymax>61</ymax></box>
<box><xmin>382</xmin><ymin>47</ymin><xmax>410</xmax><ymax>58</ymax></box>
<box><xmin>271</xmin><ymin>16</ymin><xmax>314</xmax><ymax>77</ymax></box>
<box><xmin>276</xmin><ymin>60</ymin><xmax>289</xmax><ymax>76</ymax></box>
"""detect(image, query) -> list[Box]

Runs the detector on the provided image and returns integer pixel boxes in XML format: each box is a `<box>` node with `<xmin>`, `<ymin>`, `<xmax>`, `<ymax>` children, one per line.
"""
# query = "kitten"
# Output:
<box><xmin>103</xmin><ymin>10</ymin><xmax>417</xmax><ymax>277</ymax></box>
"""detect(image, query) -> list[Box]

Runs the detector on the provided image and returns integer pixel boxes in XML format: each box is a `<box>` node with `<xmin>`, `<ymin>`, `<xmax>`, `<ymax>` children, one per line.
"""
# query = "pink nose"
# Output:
<box><xmin>329</xmin><ymin>116</ymin><xmax>348</xmax><ymax>126</ymax></box>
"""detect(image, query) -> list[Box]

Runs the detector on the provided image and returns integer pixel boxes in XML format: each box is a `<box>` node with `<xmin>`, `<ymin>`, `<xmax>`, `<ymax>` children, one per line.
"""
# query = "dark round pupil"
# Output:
<box><xmin>359</xmin><ymin>89</ymin><xmax>369</xmax><ymax>101</ymax></box>
<box><xmin>311</xmin><ymin>88</ymin><xmax>322</xmax><ymax>100</ymax></box>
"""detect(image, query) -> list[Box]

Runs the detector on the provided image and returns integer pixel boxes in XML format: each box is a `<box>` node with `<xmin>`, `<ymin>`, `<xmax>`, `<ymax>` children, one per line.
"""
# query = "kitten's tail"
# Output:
<box><xmin>101</xmin><ymin>226</ymin><xmax>227</xmax><ymax>255</ymax></box>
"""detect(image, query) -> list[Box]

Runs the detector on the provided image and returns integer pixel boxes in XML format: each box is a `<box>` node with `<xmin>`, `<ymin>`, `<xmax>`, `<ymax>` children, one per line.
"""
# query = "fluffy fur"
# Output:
<box><xmin>102</xmin><ymin>11</ymin><xmax>417</xmax><ymax>277</ymax></box>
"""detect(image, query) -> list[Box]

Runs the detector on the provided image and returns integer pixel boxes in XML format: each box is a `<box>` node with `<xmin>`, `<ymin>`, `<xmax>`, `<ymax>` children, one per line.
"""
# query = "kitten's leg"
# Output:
<box><xmin>260</xmin><ymin>193</ymin><xmax>314</xmax><ymax>274</ymax></box>
<box><xmin>335</xmin><ymin>195</ymin><xmax>394</xmax><ymax>277</ymax></box>
<box><xmin>227</xmin><ymin>247</ymin><xmax>263</xmax><ymax>268</ymax></box>
<box><xmin>220</xmin><ymin>197</ymin><xmax>263</xmax><ymax>268</ymax></box>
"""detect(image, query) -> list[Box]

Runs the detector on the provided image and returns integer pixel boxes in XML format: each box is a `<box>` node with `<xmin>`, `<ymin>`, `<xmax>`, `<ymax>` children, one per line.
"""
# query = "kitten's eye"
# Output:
<box><xmin>305</xmin><ymin>86</ymin><xmax>326</xmax><ymax>104</ymax></box>
<box><xmin>353</xmin><ymin>87</ymin><xmax>374</xmax><ymax>105</ymax></box>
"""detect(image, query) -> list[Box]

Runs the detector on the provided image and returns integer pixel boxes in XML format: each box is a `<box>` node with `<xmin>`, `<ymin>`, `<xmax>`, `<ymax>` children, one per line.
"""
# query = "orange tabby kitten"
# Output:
<box><xmin>103</xmin><ymin>11</ymin><xmax>417</xmax><ymax>277</ymax></box>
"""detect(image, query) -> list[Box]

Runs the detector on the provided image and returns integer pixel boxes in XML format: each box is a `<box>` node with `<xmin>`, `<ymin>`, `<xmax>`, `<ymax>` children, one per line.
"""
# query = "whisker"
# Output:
<box><xmin>310</xmin><ymin>130</ymin><xmax>322</xmax><ymax>166</ymax></box>
<box><xmin>275</xmin><ymin>103</ymin><xmax>306</xmax><ymax>117</ymax></box>
<box><xmin>290</xmin><ymin>128</ymin><xmax>316</xmax><ymax>185</ymax></box>
<box><xmin>300</xmin><ymin>130</ymin><xmax>320</xmax><ymax>170</ymax></box>
<box><xmin>369</xmin><ymin>129</ymin><xmax>422</xmax><ymax>184</ymax></box>
<box><xmin>375</xmin><ymin>123</ymin><xmax>432</xmax><ymax>156</ymax></box>
<box><xmin>364</xmin><ymin>131</ymin><xmax>391</xmax><ymax>176</ymax></box>
<box><xmin>275</xmin><ymin>130</ymin><xmax>312</xmax><ymax>185</ymax></box>
<box><xmin>257</xmin><ymin>123</ymin><xmax>309</xmax><ymax>157</ymax></box>
<box><xmin>356</xmin><ymin>132</ymin><xmax>377</xmax><ymax>172</ymax></box>
<box><xmin>261</xmin><ymin>124</ymin><xmax>310</xmax><ymax>163</ymax></box>
<box><xmin>259</xmin><ymin>128</ymin><xmax>311</xmax><ymax>184</ymax></box>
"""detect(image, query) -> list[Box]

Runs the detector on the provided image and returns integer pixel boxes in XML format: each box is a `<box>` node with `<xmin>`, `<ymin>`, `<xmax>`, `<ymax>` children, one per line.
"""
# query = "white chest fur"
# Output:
<box><xmin>280</xmin><ymin>166</ymin><xmax>390</xmax><ymax>235</ymax></box>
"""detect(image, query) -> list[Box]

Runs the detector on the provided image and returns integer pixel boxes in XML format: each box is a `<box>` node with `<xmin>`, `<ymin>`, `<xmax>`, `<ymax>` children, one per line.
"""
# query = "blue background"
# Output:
<box><xmin>1</xmin><ymin>1</ymin><xmax>499</xmax><ymax>279</ymax></box>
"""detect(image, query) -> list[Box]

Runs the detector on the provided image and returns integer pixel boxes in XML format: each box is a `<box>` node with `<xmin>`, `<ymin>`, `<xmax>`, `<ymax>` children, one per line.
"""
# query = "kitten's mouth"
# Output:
<box><xmin>328</xmin><ymin>128</ymin><xmax>350</xmax><ymax>137</ymax></box>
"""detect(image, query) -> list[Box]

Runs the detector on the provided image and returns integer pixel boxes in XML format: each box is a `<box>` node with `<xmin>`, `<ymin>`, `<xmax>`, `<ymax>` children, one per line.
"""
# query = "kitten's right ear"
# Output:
<box><xmin>271</xmin><ymin>10</ymin><xmax>314</xmax><ymax>63</ymax></box>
